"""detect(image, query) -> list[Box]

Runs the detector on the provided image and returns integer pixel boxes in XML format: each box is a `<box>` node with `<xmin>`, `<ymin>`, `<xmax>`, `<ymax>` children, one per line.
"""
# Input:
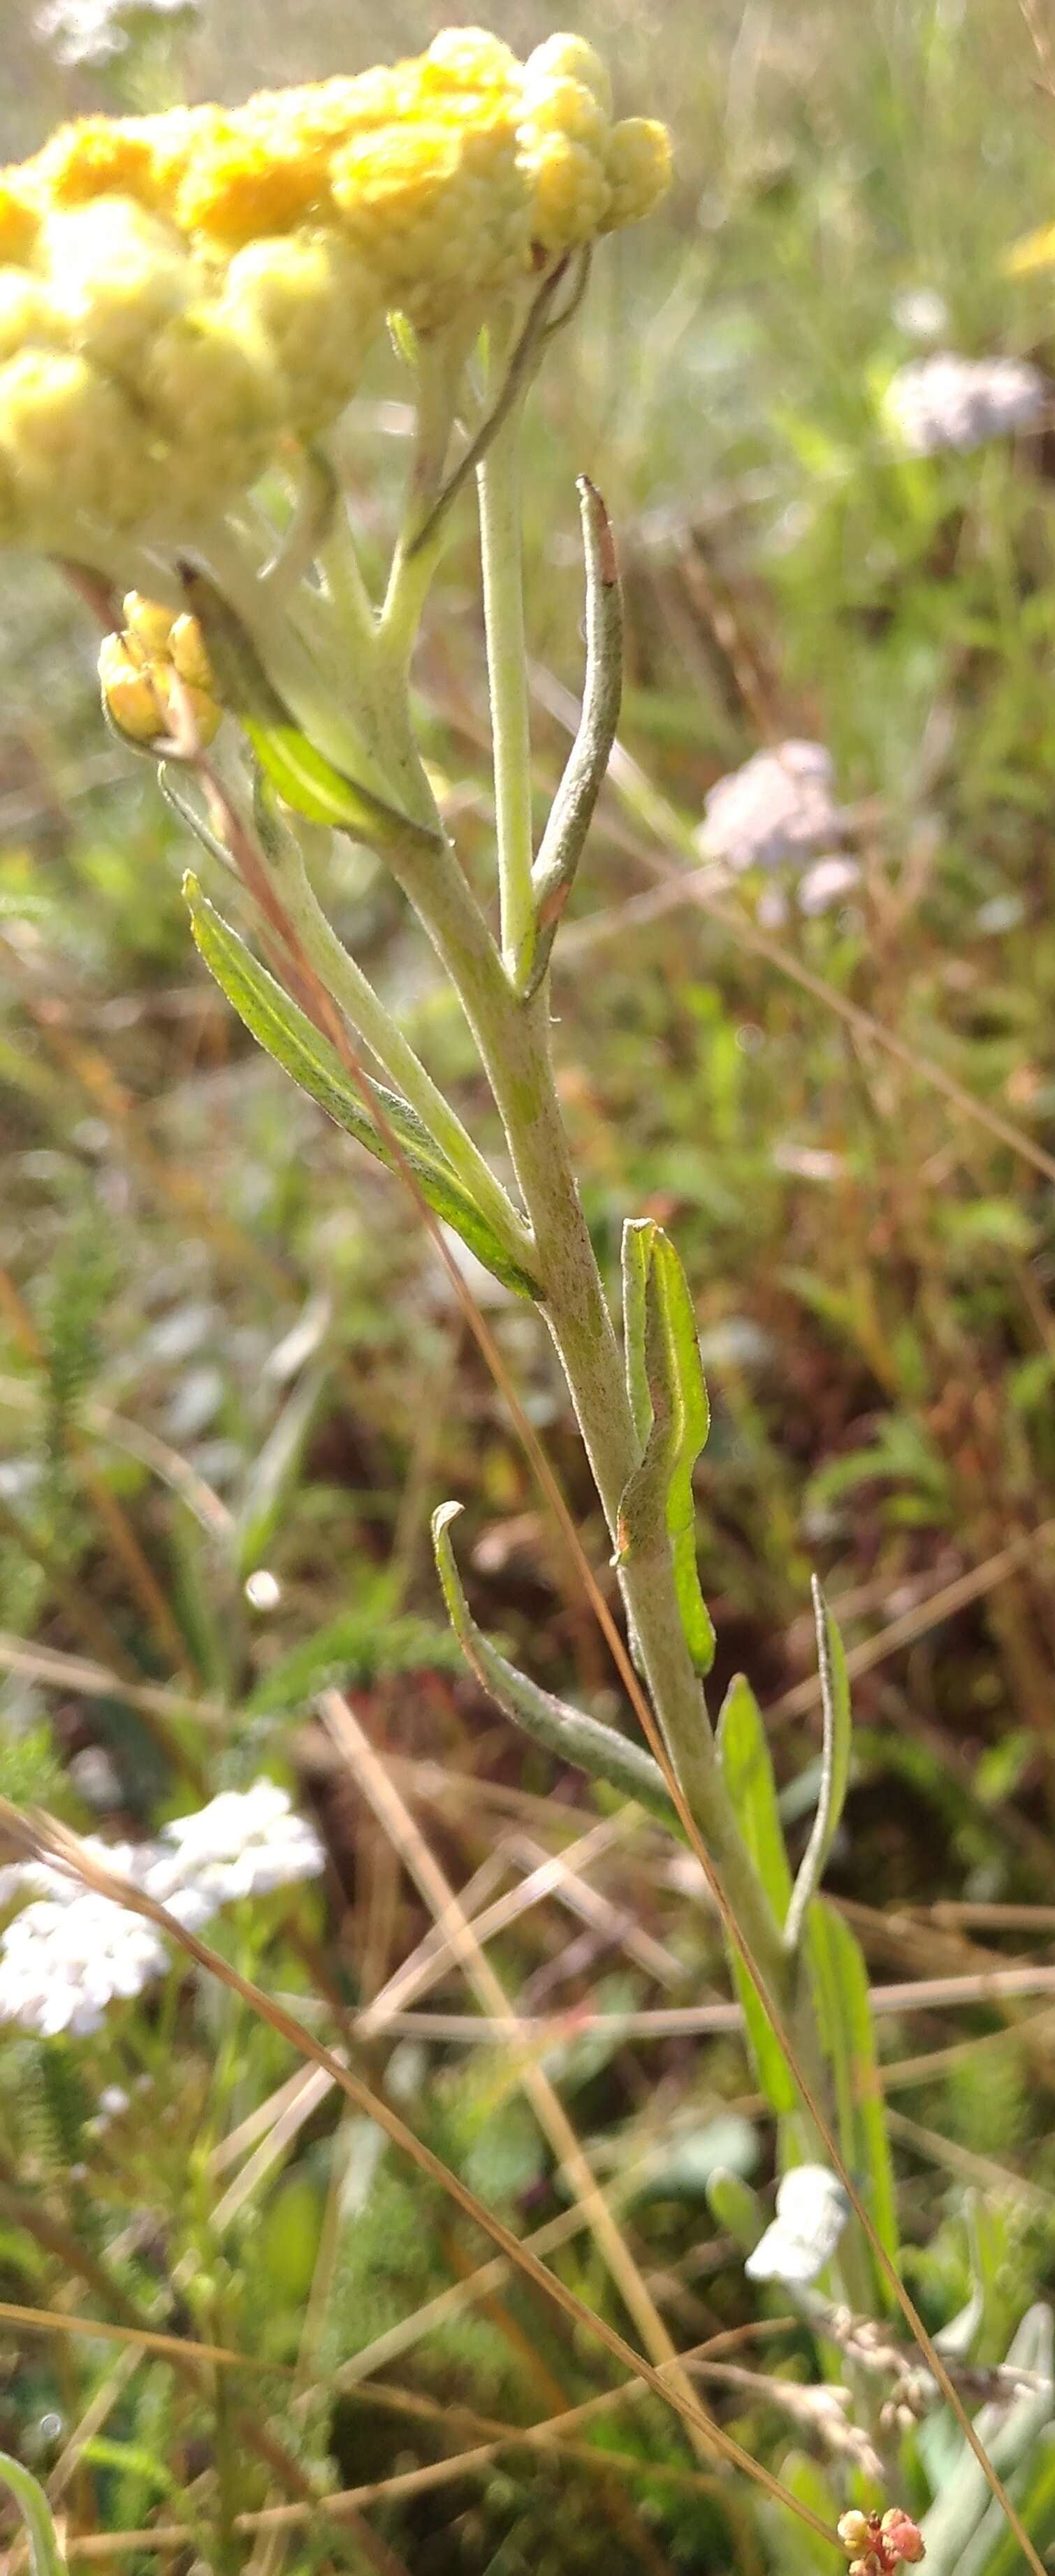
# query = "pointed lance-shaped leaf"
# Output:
<box><xmin>432</xmin><ymin>1501</ymin><xmax>679</xmax><ymax>1831</ymax></box>
<box><xmin>783</xmin><ymin>1578</ymin><xmax>853</xmax><ymax>1953</ymax></box>
<box><xmin>523</xmin><ymin>476</ymin><xmax>622</xmax><ymax>997</ymax></box>
<box><xmin>616</xmin><ymin>1220</ymin><xmax>715</xmax><ymax>1673</ymax></box>
<box><xmin>184</xmin><ymin>878</ymin><xmax>542</xmax><ymax>1302</ymax></box>
<box><xmin>717</xmin><ymin>1671</ymin><xmax>797</xmax><ymax>2112</ymax></box>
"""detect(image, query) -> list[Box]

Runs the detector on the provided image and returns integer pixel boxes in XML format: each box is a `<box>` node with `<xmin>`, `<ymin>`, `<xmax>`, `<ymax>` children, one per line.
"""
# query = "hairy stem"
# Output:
<box><xmin>477</xmin><ymin>390</ymin><xmax>535</xmax><ymax>987</ymax></box>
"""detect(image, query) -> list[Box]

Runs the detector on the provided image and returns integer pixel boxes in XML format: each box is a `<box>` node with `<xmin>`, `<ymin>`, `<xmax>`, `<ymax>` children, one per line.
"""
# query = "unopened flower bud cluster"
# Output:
<box><xmin>0</xmin><ymin>29</ymin><xmax>669</xmax><ymax>554</ymax></box>
<box><xmin>0</xmin><ymin>1780</ymin><xmax>324</xmax><ymax>2037</ymax></box>
<box><xmin>99</xmin><ymin>590</ymin><xmax>220</xmax><ymax>747</ymax></box>
<box><xmin>837</xmin><ymin>2507</ymin><xmax>925</xmax><ymax>2573</ymax></box>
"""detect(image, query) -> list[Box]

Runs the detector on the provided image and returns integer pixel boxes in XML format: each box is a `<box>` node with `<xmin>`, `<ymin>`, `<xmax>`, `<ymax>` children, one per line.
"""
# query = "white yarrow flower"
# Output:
<box><xmin>884</xmin><ymin>352</ymin><xmax>1045</xmax><ymax>457</ymax></box>
<box><xmin>0</xmin><ymin>1893</ymin><xmax>168</xmax><ymax>2037</ymax></box>
<box><xmin>150</xmin><ymin>1781</ymin><xmax>325</xmax><ymax>1907</ymax></box>
<box><xmin>0</xmin><ymin>1781</ymin><xmax>324</xmax><ymax>2037</ymax></box>
<box><xmin>35</xmin><ymin>0</ymin><xmax>199</xmax><ymax>69</ymax></box>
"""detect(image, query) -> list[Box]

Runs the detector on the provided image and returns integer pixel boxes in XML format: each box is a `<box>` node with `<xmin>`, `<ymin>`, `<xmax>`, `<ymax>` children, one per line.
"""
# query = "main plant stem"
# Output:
<box><xmin>478</xmin><ymin>385</ymin><xmax>536</xmax><ymax>989</ymax></box>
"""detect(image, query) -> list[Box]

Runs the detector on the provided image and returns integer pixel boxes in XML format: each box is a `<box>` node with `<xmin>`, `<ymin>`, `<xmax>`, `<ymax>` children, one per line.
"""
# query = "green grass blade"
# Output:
<box><xmin>0</xmin><ymin>2451</ymin><xmax>68</xmax><ymax>2576</ymax></box>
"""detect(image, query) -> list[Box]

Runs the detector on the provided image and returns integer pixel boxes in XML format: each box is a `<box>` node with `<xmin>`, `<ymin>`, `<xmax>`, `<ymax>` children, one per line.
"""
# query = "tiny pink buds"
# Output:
<box><xmin>838</xmin><ymin>2508</ymin><xmax>925</xmax><ymax>2570</ymax></box>
<box><xmin>880</xmin><ymin>2509</ymin><xmax>926</xmax><ymax>2563</ymax></box>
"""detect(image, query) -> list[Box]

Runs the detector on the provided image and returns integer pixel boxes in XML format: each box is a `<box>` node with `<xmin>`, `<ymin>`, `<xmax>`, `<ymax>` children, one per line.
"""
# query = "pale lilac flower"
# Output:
<box><xmin>884</xmin><ymin>353</ymin><xmax>1045</xmax><ymax>456</ymax></box>
<box><xmin>696</xmin><ymin>742</ymin><xmax>843</xmax><ymax>875</ymax></box>
<box><xmin>798</xmin><ymin>855</ymin><xmax>861</xmax><ymax>916</ymax></box>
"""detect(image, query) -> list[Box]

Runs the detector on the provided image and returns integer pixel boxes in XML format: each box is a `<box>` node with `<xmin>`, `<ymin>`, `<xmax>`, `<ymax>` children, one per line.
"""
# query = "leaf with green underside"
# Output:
<box><xmin>806</xmin><ymin>1899</ymin><xmax>898</xmax><ymax>2300</ymax></box>
<box><xmin>616</xmin><ymin>1218</ymin><xmax>715</xmax><ymax>1674</ymax></box>
<box><xmin>184</xmin><ymin>878</ymin><xmax>541</xmax><ymax>1302</ymax></box>
<box><xmin>717</xmin><ymin>1671</ymin><xmax>797</xmax><ymax>2112</ymax></box>
<box><xmin>245</xmin><ymin>719</ymin><xmax>435</xmax><ymax>849</ymax></box>
<box><xmin>784</xmin><ymin>1580</ymin><xmax>852</xmax><ymax>1951</ymax></box>
<box><xmin>0</xmin><ymin>2451</ymin><xmax>68</xmax><ymax>2576</ymax></box>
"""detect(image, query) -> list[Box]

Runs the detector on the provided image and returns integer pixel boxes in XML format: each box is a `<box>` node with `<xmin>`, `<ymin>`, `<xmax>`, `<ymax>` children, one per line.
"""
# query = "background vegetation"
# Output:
<box><xmin>5</xmin><ymin>0</ymin><xmax>1055</xmax><ymax>2566</ymax></box>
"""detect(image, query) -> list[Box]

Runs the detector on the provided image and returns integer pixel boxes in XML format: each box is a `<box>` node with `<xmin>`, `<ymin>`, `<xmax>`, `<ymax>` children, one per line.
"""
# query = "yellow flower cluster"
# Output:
<box><xmin>0</xmin><ymin>29</ymin><xmax>670</xmax><ymax>555</ymax></box>
<box><xmin>99</xmin><ymin>592</ymin><xmax>221</xmax><ymax>746</ymax></box>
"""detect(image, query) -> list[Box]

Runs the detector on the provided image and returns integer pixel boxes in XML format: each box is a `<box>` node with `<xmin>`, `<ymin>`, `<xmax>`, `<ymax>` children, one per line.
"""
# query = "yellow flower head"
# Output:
<box><xmin>174</xmin><ymin>118</ymin><xmax>323</xmax><ymax>247</ymax></box>
<box><xmin>0</xmin><ymin>174</ymin><xmax>40</xmax><ymax>265</ymax></box>
<box><xmin>35</xmin><ymin>119</ymin><xmax>163</xmax><ymax>213</ymax></box>
<box><xmin>0</xmin><ymin>31</ymin><xmax>669</xmax><ymax>554</ymax></box>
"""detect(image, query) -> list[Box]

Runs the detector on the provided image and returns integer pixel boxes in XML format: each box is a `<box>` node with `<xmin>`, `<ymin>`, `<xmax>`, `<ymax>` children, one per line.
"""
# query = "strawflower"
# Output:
<box><xmin>0</xmin><ymin>31</ymin><xmax>669</xmax><ymax>562</ymax></box>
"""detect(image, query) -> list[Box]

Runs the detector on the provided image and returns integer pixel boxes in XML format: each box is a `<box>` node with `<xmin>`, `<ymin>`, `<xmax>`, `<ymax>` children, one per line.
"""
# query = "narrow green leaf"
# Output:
<box><xmin>784</xmin><ymin>1579</ymin><xmax>853</xmax><ymax>1950</ymax></box>
<box><xmin>184</xmin><ymin>878</ymin><xmax>541</xmax><ymax>1302</ymax></box>
<box><xmin>432</xmin><ymin>1501</ymin><xmax>679</xmax><ymax>1831</ymax></box>
<box><xmin>922</xmin><ymin>2306</ymin><xmax>1054</xmax><ymax>2576</ymax></box>
<box><xmin>705</xmin><ymin>2164</ymin><xmax>765</xmax><ymax>2254</ymax></box>
<box><xmin>246</xmin><ymin>719</ymin><xmax>436</xmax><ymax>850</ymax></box>
<box><xmin>959</xmin><ymin>2431</ymin><xmax>1055</xmax><ymax>2576</ymax></box>
<box><xmin>616</xmin><ymin>1223</ymin><xmax>715</xmax><ymax>1673</ymax></box>
<box><xmin>717</xmin><ymin>1672</ymin><xmax>796</xmax><ymax>2111</ymax></box>
<box><xmin>806</xmin><ymin>1900</ymin><xmax>898</xmax><ymax>2299</ymax></box>
<box><xmin>718</xmin><ymin>1673</ymin><xmax>793</xmax><ymax>1924</ymax></box>
<box><xmin>0</xmin><ymin>2451</ymin><xmax>68</xmax><ymax>2576</ymax></box>
<box><xmin>764</xmin><ymin>2452</ymin><xmax>845</xmax><ymax>2576</ymax></box>
<box><xmin>620</xmin><ymin>1218</ymin><xmax>655</xmax><ymax>1448</ymax></box>
<box><xmin>233</xmin><ymin>1366</ymin><xmax>327</xmax><ymax>1578</ymax></box>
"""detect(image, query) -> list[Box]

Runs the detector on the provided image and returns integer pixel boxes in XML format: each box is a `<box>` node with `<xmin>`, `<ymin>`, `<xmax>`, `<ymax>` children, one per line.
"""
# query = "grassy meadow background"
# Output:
<box><xmin>5</xmin><ymin>0</ymin><xmax>1055</xmax><ymax>2566</ymax></box>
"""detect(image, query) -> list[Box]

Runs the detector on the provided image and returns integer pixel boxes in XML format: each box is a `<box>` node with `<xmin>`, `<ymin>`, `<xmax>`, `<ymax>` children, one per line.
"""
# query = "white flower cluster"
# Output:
<box><xmin>0</xmin><ymin>1780</ymin><xmax>323</xmax><ymax>2038</ymax></box>
<box><xmin>696</xmin><ymin>741</ymin><xmax>859</xmax><ymax>918</ymax></box>
<box><xmin>35</xmin><ymin>0</ymin><xmax>199</xmax><ymax>71</ymax></box>
<box><xmin>884</xmin><ymin>352</ymin><xmax>1046</xmax><ymax>457</ymax></box>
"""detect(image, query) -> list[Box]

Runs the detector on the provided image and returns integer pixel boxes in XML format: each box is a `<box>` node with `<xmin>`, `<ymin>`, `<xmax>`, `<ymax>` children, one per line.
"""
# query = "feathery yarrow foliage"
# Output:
<box><xmin>0</xmin><ymin>29</ymin><xmax>669</xmax><ymax>557</ymax></box>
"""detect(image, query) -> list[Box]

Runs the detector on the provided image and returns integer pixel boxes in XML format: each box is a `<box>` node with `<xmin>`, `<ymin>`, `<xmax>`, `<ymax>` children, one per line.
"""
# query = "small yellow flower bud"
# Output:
<box><xmin>122</xmin><ymin>592</ymin><xmax>176</xmax><ymax>658</ymax></box>
<box><xmin>0</xmin><ymin>173</ymin><xmax>40</xmax><ymax>266</ymax></box>
<box><xmin>220</xmin><ymin>230</ymin><xmax>379</xmax><ymax>433</ymax></box>
<box><xmin>175</xmin><ymin>118</ymin><xmax>320</xmax><ymax>246</ymax></box>
<box><xmin>602</xmin><ymin>119</ymin><xmax>673</xmax><ymax>230</ymax></box>
<box><xmin>44</xmin><ymin>201</ymin><xmax>194</xmax><ymax>378</ymax></box>
<box><xmin>425</xmin><ymin>30</ymin><xmax>519</xmax><ymax>90</ymax></box>
<box><xmin>0</xmin><ymin>348</ymin><xmax>151</xmax><ymax>536</ymax></box>
<box><xmin>153</xmin><ymin>664</ymin><xmax>222</xmax><ymax>747</ymax></box>
<box><xmin>168</xmin><ymin>611</ymin><xmax>213</xmax><ymax>692</ymax></box>
<box><xmin>522</xmin><ymin>36</ymin><xmax>613</xmax><ymax>119</ymax></box>
<box><xmin>99</xmin><ymin>632</ymin><xmax>168</xmax><ymax>743</ymax></box>
<box><xmin>838</xmin><ymin>2514</ymin><xmax>873</xmax><ymax>2553</ymax></box>
<box><xmin>36</xmin><ymin>117</ymin><xmax>162</xmax><ymax>212</ymax></box>
<box><xmin>0</xmin><ymin>271</ymin><xmax>57</xmax><ymax>365</ymax></box>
